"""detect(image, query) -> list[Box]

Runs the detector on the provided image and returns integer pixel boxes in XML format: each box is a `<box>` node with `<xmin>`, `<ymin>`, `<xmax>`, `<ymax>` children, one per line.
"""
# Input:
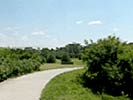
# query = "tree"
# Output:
<box><xmin>82</xmin><ymin>36</ymin><xmax>133</xmax><ymax>97</ymax></box>
<box><xmin>0</xmin><ymin>47</ymin><xmax>41</xmax><ymax>82</ymax></box>
<box><xmin>47</xmin><ymin>53</ymin><xmax>56</xmax><ymax>63</ymax></box>
<box><xmin>55</xmin><ymin>43</ymin><xmax>83</xmax><ymax>59</ymax></box>
<box><xmin>61</xmin><ymin>53</ymin><xmax>73</xmax><ymax>64</ymax></box>
<box><xmin>41</xmin><ymin>48</ymin><xmax>49</xmax><ymax>61</ymax></box>
<box><xmin>65</xmin><ymin>43</ymin><xmax>82</xmax><ymax>58</ymax></box>
<box><xmin>55</xmin><ymin>47</ymin><xmax>65</xmax><ymax>59</ymax></box>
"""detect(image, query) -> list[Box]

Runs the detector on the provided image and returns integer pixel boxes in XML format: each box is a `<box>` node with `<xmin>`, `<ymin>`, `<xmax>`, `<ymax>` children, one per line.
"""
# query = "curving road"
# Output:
<box><xmin>0</xmin><ymin>67</ymin><xmax>81</xmax><ymax>100</ymax></box>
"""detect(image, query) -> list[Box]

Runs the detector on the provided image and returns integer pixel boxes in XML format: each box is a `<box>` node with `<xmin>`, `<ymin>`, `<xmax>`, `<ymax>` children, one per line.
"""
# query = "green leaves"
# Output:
<box><xmin>61</xmin><ymin>53</ymin><xmax>73</xmax><ymax>64</ymax></box>
<box><xmin>0</xmin><ymin>48</ymin><xmax>41</xmax><ymax>82</ymax></box>
<box><xmin>82</xmin><ymin>36</ymin><xmax>133</xmax><ymax>97</ymax></box>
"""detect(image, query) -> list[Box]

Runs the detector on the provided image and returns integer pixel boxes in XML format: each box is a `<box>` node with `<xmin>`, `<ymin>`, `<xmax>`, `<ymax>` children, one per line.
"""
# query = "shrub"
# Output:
<box><xmin>40</xmin><ymin>56</ymin><xmax>46</xmax><ymax>64</ymax></box>
<box><xmin>82</xmin><ymin>36</ymin><xmax>133</xmax><ymax>98</ymax></box>
<box><xmin>61</xmin><ymin>53</ymin><xmax>73</xmax><ymax>64</ymax></box>
<box><xmin>0</xmin><ymin>48</ymin><xmax>41</xmax><ymax>82</ymax></box>
<box><xmin>47</xmin><ymin>54</ymin><xmax>56</xmax><ymax>63</ymax></box>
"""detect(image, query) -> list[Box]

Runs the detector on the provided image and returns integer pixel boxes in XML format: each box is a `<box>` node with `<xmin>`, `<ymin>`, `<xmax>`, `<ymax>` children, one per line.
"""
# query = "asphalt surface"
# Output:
<box><xmin>0</xmin><ymin>67</ymin><xmax>81</xmax><ymax>100</ymax></box>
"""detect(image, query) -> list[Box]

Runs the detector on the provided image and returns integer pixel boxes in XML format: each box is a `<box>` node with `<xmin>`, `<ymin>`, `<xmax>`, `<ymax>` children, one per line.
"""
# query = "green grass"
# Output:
<box><xmin>71</xmin><ymin>58</ymin><xmax>83</xmax><ymax>65</ymax></box>
<box><xmin>40</xmin><ymin>69</ymin><xmax>130</xmax><ymax>100</ymax></box>
<box><xmin>40</xmin><ymin>59</ymin><xmax>83</xmax><ymax>71</ymax></box>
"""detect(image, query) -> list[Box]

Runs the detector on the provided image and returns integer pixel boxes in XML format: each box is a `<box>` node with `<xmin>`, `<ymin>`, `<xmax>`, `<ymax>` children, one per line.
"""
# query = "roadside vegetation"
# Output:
<box><xmin>0</xmin><ymin>48</ymin><xmax>41</xmax><ymax>82</ymax></box>
<box><xmin>82</xmin><ymin>36</ymin><xmax>133</xmax><ymax>98</ymax></box>
<box><xmin>40</xmin><ymin>69</ymin><xmax>130</xmax><ymax>100</ymax></box>
<box><xmin>1</xmin><ymin>35</ymin><xmax>133</xmax><ymax>99</ymax></box>
<box><xmin>40</xmin><ymin>36</ymin><xmax>133</xmax><ymax>100</ymax></box>
<box><xmin>0</xmin><ymin>43</ymin><xmax>83</xmax><ymax>82</ymax></box>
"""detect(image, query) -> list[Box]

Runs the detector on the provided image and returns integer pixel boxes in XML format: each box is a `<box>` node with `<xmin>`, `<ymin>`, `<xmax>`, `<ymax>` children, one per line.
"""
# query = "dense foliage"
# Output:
<box><xmin>56</xmin><ymin>43</ymin><xmax>83</xmax><ymax>59</ymax></box>
<box><xmin>0</xmin><ymin>42</ymin><xmax>83</xmax><ymax>82</ymax></box>
<box><xmin>0</xmin><ymin>48</ymin><xmax>41</xmax><ymax>82</ymax></box>
<box><xmin>61</xmin><ymin>53</ymin><xmax>73</xmax><ymax>64</ymax></box>
<box><xmin>47</xmin><ymin>53</ymin><xmax>56</xmax><ymax>63</ymax></box>
<box><xmin>82</xmin><ymin>36</ymin><xmax>133</xmax><ymax>98</ymax></box>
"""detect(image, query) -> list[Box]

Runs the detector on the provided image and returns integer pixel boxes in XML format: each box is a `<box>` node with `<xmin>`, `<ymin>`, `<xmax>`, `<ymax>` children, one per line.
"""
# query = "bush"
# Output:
<box><xmin>0</xmin><ymin>48</ymin><xmax>41</xmax><ymax>82</ymax></box>
<box><xmin>82</xmin><ymin>36</ymin><xmax>133</xmax><ymax>98</ymax></box>
<box><xmin>47</xmin><ymin>54</ymin><xmax>56</xmax><ymax>63</ymax></box>
<box><xmin>40</xmin><ymin>56</ymin><xmax>46</xmax><ymax>64</ymax></box>
<box><xmin>61</xmin><ymin>53</ymin><xmax>73</xmax><ymax>64</ymax></box>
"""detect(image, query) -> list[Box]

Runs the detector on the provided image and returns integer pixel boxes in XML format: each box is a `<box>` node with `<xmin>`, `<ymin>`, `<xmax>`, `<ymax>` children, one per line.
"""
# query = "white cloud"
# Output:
<box><xmin>32</xmin><ymin>30</ymin><xmax>47</xmax><ymax>36</ymax></box>
<box><xmin>88</xmin><ymin>20</ymin><xmax>103</xmax><ymax>25</ymax></box>
<box><xmin>75</xmin><ymin>20</ymin><xmax>83</xmax><ymax>24</ymax></box>
<box><xmin>113</xmin><ymin>28</ymin><xmax>119</xmax><ymax>32</ymax></box>
<box><xmin>45</xmin><ymin>35</ymin><xmax>51</xmax><ymax>38</ymax></box>
<box><xmin>6</xmin><ymin>26</ymin><xmax>20</xmax><ymax>31</ymax></box>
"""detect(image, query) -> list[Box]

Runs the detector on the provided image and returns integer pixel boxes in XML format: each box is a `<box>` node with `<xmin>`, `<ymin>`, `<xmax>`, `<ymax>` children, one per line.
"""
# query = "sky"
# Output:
<box><xmin>0</xmin><ymin>0</ymin><xmax>133</xmax><ymax>48</ymax></box>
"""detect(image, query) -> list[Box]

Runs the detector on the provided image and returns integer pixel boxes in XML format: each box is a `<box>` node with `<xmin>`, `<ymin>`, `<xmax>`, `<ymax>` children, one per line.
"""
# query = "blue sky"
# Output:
<box><xmin>0</xmin><ymin>0</ymin><xmax>133</xmax><ymax>48</ymax></box>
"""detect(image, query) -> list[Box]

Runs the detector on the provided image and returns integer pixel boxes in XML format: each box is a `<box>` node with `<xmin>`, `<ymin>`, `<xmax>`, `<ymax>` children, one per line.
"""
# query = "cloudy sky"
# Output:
<box><xmin>0</xmin><ymin>0</ymin><xmax>133</xmax><ymax>48</ymax></box>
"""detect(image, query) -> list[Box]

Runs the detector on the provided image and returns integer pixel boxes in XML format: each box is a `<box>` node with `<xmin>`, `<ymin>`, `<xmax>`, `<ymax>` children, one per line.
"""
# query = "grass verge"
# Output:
<box><xmin>40</xmin><ymin>69</ymin><xmax>130</xmax><ymax>100</ymax></box>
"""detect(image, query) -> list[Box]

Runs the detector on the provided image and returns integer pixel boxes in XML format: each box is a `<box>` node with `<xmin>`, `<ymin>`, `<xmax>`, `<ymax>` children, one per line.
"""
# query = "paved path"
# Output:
<box><xmin>0</xmin><ymin>67</ymin><xmax>81</xmax><ymax>100</ymax></box>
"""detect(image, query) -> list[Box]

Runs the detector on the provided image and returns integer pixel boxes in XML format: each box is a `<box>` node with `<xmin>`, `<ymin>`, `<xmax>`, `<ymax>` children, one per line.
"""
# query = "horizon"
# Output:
<box><xmin>1</xmin><ymin>37</ymin><xmax>133</xmax><ymax>49</ymax></box>
<box><xmin>0</xmin><ymin>0</ymin><xmax>133</xmax><ymax>48</ymax></box>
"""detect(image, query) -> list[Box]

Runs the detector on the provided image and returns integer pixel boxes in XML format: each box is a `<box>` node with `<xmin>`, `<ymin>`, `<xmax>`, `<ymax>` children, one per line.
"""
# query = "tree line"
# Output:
<box><xmin>1</xmin><ymin>35</ymin><xmax>133</xmax><ymax>99</ymax></box>
<box><xmin>0</xmin><ymin>43</ymin><xmax>83</xmax><ymax>82</ymax></box>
